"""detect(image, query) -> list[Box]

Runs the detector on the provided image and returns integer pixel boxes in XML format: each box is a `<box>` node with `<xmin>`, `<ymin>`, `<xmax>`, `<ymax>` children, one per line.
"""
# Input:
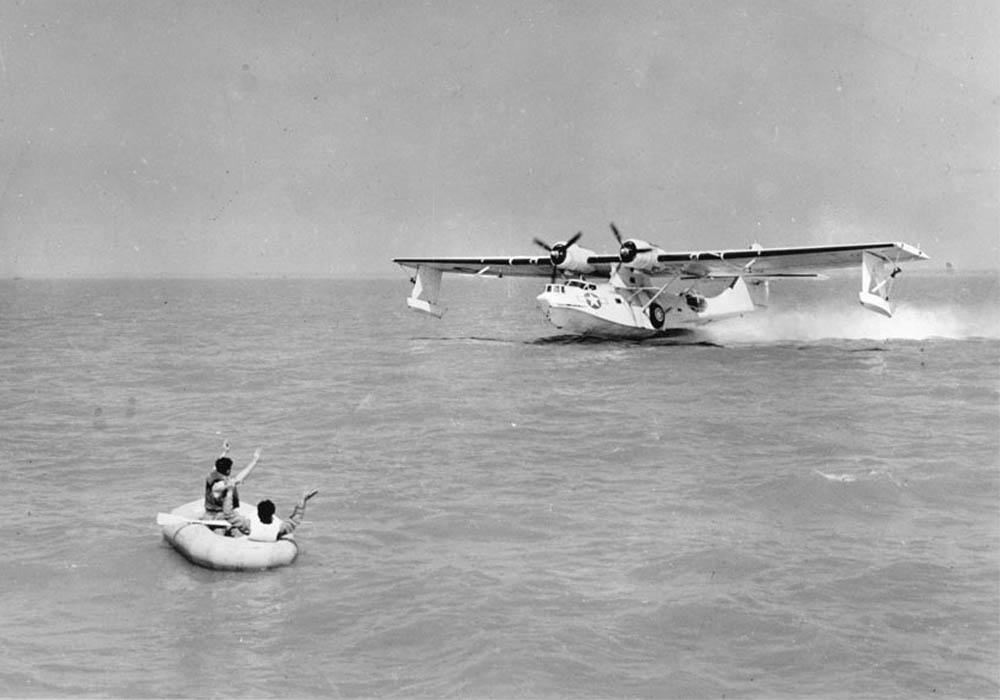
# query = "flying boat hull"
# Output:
<box><xmin>537</xmin><ymin>301</ymin><xmax>662</xmax><ymax>339</ymax></box>
<box><xmin>535</xmin><ymin>280</ymin><xmax>702</xmax><ymax>338</ymax></box>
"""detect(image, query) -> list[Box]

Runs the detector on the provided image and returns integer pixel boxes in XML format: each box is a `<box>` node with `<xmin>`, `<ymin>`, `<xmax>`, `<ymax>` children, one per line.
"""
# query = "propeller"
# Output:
<box><xmin>609</xmin><ymin>222</ymin><xmax>652</xmax><ymax>264</ymax></box>
<box><xmin>533</xmin><ymin>231</ymin><xmax>583</xmax><ymax>267</ymax></box>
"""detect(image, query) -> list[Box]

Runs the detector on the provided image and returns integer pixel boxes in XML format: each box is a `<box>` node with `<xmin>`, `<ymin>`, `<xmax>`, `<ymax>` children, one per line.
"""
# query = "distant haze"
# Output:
<box><xmin>0</xmin><ymin>0</ymin><xmax>996</xmax><ymax>278</ymax></box>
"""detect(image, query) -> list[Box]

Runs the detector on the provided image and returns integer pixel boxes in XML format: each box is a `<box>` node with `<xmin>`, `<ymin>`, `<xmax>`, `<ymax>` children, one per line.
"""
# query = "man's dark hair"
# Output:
<box><xmin>215</xmin><ymin>457</ymin><xmax>233</xmax><ymax>475</ymax></box>
<box><xmin>257</xmin><ymin>499</ymin><xmax>276</xmax><ymax>524</ymax></box>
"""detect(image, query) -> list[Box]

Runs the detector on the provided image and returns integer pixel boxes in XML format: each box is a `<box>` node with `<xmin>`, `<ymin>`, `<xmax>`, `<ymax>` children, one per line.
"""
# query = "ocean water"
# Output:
<box><xmin>1</xmin><ymin>272</ymin><xmax>998</xmax><ymax>699</ymax></box>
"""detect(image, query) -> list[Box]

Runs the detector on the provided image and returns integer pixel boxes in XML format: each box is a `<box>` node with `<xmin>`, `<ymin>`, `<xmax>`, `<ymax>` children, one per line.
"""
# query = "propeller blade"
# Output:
<box><xmin>565</xmin><ymin>231</ymin><xmax>583</xmax><ymax>248</ymax></box>
<box><xmin>610</xmin><ymin>222</ymin><xmax>623</xmax><ymax>245</ymax></box>
<box><xmin>533</xmin><ymin>237</ymin><xmax>553</xmax><ymax>251</ymax></box>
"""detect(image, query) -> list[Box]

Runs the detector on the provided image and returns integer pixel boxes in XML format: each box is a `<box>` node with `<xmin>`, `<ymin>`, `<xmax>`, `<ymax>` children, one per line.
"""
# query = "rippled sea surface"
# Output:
<box><xmin>2</xmin><ymin>273</ymin><xmax>998</xmax><ymax>698</ymax></box>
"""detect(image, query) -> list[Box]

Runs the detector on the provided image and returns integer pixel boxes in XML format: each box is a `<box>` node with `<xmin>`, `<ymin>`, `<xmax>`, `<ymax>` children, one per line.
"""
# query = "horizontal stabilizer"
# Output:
<box><xmin>698</xmin><ymin>276</ymin><xmax>756</xmax><ymax>318</ymax></box>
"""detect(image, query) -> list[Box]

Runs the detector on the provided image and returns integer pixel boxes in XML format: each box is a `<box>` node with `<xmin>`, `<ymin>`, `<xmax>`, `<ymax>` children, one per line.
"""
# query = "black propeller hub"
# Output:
<box><xmin>619</xmin><ymin>240</ymin><xmax>638</xmax><ymax>263</ymax></box>
<box><xmin>533</xmin><ymin>231</ymin><xmax>582</xmax><ymax>268</ymax></box>
<box><xmin>609</xmin><ymin>224</ymin><xmax>653</xmax><ymax>265</ymax></box>
<box><xmin>550</xmin><ymin>244</ymin><xmax>568</xmax><ymax>266</ymax></box>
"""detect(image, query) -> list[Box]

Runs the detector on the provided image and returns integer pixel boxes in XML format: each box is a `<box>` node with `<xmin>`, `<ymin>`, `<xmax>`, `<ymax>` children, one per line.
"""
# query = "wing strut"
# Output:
<box><xmin>406</xmin><ymin>265</ymin><xmax>447</xmax><ymax>318</ymax></box>
<box><xmin>858</xmin><ymin>251</ymin><xmax>901</xmax><ymax>318</ymax></box>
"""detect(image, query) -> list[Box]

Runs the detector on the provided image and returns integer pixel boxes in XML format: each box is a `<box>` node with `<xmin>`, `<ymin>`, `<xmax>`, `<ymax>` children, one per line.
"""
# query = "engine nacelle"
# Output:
<box><xmin>555</xmin><ymin>244</ymin><xmax>596</xmax><ymax>274</ymax></box>
<box><xmin>619</xmin><ymin>238</ymin><xmax>662</xmax><ymax>271</ymax></box>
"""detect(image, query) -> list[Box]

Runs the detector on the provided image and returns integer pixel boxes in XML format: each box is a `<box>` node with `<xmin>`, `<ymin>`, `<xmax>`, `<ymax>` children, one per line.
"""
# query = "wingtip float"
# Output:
<box><xmin>393</xmin><ymin>224</ymin><xmax>929</xmax><ymax>340</ymax></box>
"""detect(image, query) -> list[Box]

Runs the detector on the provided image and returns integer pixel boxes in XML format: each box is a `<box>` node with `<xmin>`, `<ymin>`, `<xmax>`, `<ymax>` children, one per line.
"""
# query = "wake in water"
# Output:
<box><xmin>703</xmin><ymin>301</ymin><xmax>1000</xmax><ymax>344</ymax></box>
<box><xmin>410</xmin><ymin>301</ymin><xmax>995</xmax><ymax>347</ymax></box>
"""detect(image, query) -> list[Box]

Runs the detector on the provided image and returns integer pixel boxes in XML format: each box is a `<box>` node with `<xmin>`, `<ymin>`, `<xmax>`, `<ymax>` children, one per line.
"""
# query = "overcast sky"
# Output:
<box><xmin>1</xmin><ymin>0</ymin><xmax>996</xmax><ymax>277</ymax></box>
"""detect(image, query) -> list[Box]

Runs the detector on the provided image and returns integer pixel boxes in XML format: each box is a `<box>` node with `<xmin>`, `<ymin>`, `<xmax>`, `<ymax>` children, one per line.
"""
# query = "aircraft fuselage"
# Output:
<box><xmin>535</xmin><ymin>276</ymin><xmax>758</xmax><ymax>339</ymax></box>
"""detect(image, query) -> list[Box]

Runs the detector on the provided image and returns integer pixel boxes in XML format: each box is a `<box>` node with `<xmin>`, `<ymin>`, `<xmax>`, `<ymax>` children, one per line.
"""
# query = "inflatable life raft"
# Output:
<box><xmin>160</xmin><ymin>499</ymin><xmax>298</xmax><ymax>571</ymax></box>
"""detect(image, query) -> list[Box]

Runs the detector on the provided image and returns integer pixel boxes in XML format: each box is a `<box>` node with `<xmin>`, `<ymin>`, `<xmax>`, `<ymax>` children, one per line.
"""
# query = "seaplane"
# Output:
<box><xmin>393</xmin><ymin>224</ymin><xmax>929</xmax><ymax>339</ymax></box>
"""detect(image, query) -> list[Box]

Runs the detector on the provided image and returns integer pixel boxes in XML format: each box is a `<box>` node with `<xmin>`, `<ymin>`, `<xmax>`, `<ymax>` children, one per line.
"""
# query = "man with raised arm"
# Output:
<box><xmin>221</xmin><ymin>485</ymin><xmax>319</xmax><ymax>541</ymax></box>
<box><xmin>202</xmin><ymin>440</ymin><xmax>261</xmax><ymax>520</ymax></box>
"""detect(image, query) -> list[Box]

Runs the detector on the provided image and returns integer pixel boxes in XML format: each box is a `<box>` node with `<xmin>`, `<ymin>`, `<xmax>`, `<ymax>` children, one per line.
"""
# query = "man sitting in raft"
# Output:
<box><xmin>203</xmin><ymin>441</ymin><xmax>261</xmax><ymax>521</ymax></box>
<box><xmin>220</xmin><ymin>484</ymin><xmax>319</xmax><ymax>541</ymax></box>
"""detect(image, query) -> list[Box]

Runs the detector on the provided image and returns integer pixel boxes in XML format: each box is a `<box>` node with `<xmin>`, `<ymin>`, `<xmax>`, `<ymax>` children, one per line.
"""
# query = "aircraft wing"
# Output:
<box><xmin>396</xmin><ymin>242</ymin><xmax>927</xmax><ymax>279</ymax></box>
<box><xmin>392</xmin><ymin>256</ymin><xmax>614</xmax><ymax>279</ymax></box>
<box><xmin>587</xmin><ymin>241</ymin><xmax>929</xmax><ymax>278</ymax></box>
